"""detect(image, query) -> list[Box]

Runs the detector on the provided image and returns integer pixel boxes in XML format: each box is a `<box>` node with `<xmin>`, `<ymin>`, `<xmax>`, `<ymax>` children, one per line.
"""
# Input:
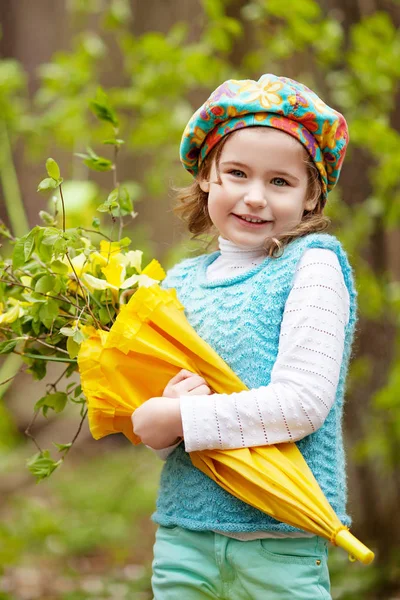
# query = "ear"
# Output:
<box><xmin>303</xmin><ymin>195</ymin><xmax>319</xmax><ymax>212</ymax></box>
<box><xmin>198</xmin><ymin>178</ymin><xmax>210</xmax><ymax>193</ymax></box>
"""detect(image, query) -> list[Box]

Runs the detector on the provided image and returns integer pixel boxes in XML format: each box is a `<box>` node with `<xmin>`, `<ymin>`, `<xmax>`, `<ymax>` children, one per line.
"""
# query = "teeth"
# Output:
<box><xmin>240</xmin><ymin>216</ymin><xmax>266</xmax><ymax>223</ymax></box>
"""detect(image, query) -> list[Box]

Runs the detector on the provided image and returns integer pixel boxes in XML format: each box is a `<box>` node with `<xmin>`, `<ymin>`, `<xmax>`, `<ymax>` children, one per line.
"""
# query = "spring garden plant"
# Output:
<box><xmin>0</xmin><ymin>89</ymin><xmax>164</xmax><ymax>481</ymax></box>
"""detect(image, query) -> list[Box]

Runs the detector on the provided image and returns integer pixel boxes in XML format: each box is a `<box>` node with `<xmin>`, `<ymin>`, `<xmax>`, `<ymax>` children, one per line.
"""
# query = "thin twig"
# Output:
<box><xmin>59</xmin><ymin>182</ymin><xmax>67</xmax><ymax>233</ymax></box>
<box><xmin>69</xmin><ymin>408</ymin><xmax>88</xmax><ymax>449</ymax></box>
<box><xmin>57</xmin><ymin>182</ymin><xmax>100</xmax><ymax>325</ymax></box>
<box><xmin>64</xmin><ymin>254</ymin><xmax>101</xmax><ymax>327</ymax></box>
<box><xmin>0</xmin><ymin>277</ymin><xmax>88</xmax><ymax>312</ymax></box>
<box><xmin>104</xmin><ymin>290</ymin><xmax>115</xmax><ymax>325</ymax></box>
<box><xmin>46</xmin><ymin>364</ymin><xmax>71</xmax><ymax>394</ymax></box>
<box><xmin>0</xmin><ymin>219</ymin><xmax>16</xmax><ymax>241</ymax></box>
<box><xmin>0</xmin><ymin>368</ymin><xmax>26</xmax><ymax>386</ymax></box>
<box><xmin>34</xmin><ymin>338</ymin><xmax>70</xmax><ymax>355</ymax></box>
<box><xmin>112</xmin><ymin>148</ymin><xmax>118</xmax><ymax>190</ymax></box>
<box><xmin>56</xmin><ymin>408</ymin><xmax>88</xmax><ymax>467</ymax></box>
<box><xmin>25</xmin><ymin>411</ymin><xmax>42</xmax><ymax>453</ymax></box>
<box><xmin>77</xmin><ymin>228</ymin><xmax>113</xmax><ymax>241</ymax></box>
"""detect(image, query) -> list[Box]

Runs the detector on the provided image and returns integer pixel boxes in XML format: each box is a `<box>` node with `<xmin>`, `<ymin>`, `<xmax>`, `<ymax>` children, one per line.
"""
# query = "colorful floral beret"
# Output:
<box><xmin>180</xmin><ymin>74</ymin><xmax>349</xmax><ymax>199</ymax></box>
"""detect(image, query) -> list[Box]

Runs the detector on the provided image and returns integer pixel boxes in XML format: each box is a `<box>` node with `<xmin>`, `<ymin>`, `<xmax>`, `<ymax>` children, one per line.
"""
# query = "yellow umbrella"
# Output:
<box><xmin>78</xmin><ymin>284</ymin><xmax>374</xmax><ymax>565</ymax></box>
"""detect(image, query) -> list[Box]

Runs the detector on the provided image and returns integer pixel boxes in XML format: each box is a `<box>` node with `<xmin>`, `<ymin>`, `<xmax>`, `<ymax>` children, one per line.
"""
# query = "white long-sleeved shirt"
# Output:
<box><xmin>150</xmin><ymin>237</ymin><xmax>350</xmax><ymax>539</ymax></box>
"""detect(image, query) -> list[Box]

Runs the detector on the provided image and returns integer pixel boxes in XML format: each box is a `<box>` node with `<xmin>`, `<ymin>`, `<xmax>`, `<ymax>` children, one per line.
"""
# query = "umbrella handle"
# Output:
<box><xmin>334</xmin><ymin>529</ymin><xmax>374</xmax><ymax>565</ymax></box>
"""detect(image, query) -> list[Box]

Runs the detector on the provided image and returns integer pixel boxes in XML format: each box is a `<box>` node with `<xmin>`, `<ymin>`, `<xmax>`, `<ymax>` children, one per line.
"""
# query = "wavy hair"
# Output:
<box><xmin>173</xmin><ymin>131</ymin><xmax>330</xmax><ymax>257</ymax></box>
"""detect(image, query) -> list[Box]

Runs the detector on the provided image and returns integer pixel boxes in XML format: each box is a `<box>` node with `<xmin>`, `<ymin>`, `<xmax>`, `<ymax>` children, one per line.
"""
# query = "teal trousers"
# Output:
<box><xmin>152</xmin><ymin>525</ymin><xmax>331</xmax><ymax>600</ymax></box>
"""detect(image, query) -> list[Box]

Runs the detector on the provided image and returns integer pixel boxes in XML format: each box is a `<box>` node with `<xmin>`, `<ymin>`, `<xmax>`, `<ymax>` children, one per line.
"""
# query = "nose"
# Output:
<box><xmin>243</xmin><ymin>182</ymin><xmax>268</xmax><ymax>208</ymax></box>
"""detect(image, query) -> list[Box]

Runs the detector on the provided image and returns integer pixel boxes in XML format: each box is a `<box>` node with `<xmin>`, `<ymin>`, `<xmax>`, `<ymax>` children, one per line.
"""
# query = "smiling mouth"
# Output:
<box><xmin>233</xmin><ymin>214</ymin><xmax>271</xmax><ymax>224</ymax></box>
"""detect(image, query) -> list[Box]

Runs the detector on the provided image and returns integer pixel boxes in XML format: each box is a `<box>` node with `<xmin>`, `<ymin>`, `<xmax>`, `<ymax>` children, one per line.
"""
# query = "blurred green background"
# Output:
<box><xmin>0</xmin><ymin>0</ymin><xmax>399</xmax><ymax>598</ymax></box>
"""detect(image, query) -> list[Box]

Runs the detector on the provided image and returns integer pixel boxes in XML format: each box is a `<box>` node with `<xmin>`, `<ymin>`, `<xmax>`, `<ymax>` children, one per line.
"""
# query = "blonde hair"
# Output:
<box><xmin>174</xmin><ymin>129</ymin><xmax>330</xmax><ymax>257</ymax></box>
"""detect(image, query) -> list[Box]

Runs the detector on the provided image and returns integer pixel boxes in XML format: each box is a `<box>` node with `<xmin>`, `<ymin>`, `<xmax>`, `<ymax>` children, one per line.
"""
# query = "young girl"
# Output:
<box><xmin>132</xmin><ymin>74</ymin><xmax>356</xmax><ymax>600</ymax></box>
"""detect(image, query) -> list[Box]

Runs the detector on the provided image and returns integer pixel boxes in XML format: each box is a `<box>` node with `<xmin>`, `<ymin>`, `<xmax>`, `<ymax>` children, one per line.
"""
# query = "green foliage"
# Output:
<box><xmin>35</xmin><ymin>392</ymin><xmax>69</xmax><ymax>416</ymax></box>
<box><xmin>75</xmin><ymin>147</ymin><xmax>114</xmax><ymax>172</ymax></box>
<box><xmin>0</xmin><ymin>448</ymin><xmax>159</xmax><ymax>597</ymax></box>
<box><xmin>27</xmin><ymin>450</ymin><xmax>62</xmax><ymax>481</ymax></box>
<box><xmin>46</xmin><ymin>157</ymin><xmax>61</xmax><ymax>180</ymax></box>
<box><xmin>89</xmin><ymin>86</ymin><xmax>119</xmax><ymax>128</ymax></box>
<box><xmin>1</xmin><ymin>1</ymin><xmax>400</xmax><ymax>594</ymax></box>
<box><xmin>0</xmin><ymin>91</ymin><xmax>164</xmax><ymax>480</ymax></box>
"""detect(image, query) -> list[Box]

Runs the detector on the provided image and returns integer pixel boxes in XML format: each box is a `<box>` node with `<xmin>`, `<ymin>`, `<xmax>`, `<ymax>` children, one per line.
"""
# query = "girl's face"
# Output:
<box><xmin>199</xmin><ymin>127</ymin><xmax>317</xmax><ymax>249</ymax></box>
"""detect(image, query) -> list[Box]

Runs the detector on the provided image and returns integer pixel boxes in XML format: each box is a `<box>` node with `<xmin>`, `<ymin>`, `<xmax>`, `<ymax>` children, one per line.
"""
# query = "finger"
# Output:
<box><xmin>175</xmin><ymin>374</ymin><xmax>208</xmax><ymax>393</ymax></box>
<box><xmin>167</xmin><ymin>369</ymin><xmax>197</xmax><ymax>385</ymax></box>
<box><xmin>187</xmin><ymin>384</ymin><xmax>212</xmax><ymax>396</ymax></box>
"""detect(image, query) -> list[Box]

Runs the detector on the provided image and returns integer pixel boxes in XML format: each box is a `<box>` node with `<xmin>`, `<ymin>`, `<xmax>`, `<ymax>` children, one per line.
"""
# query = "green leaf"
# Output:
<box><xmin>39</xmin><ymin>299</ymin><xmax>59</xmax><ymax>328</ymax></box>
<box><xmin>59</xmin><ymin>327</ymin><xmax>76</xmax><ymax>337</ymax></box>
<box><xmin>53</xmin><ymin>442</ymin><xmax>72</xmax><ymax>453</ymax></box>
<box><xmin>119</xmin><ymin>187</ymin><xmax>133</xmax><ymax>214</ymax></box>
<box><xmin>39</xmin><ymin>211</ymin><xmax>56</xmax><ymax>225</ymax></box>
<box><xmin>65</xmin><ymin>361</ymin><xmax>78</xmax><ymax>377</ymax></box>
<box><xmin>41</xmin><ymin>227</ymin><xmax>62</xmax><ymax>246</ymax></box>
<box><xmin>35</xmin><ymin>275</ymin><xmax>55</xmax><ymax>294</ymax></box>
<box><xmin>97</xmin><ymin>202</ymin><xmax>116</xmax><ymax>213</ymax></box>
<box><xmin>78</xmin><ymin>147</ymin><xmax>114</xmax><ymax>172</ymax></box>
<box><xmin>118</xmin><ymin>236</ymin><xmax>131</xmax><ymax>248</ymax></box>
<box><xmin>0</xmin><ymin>339</ymin><xmax>18</xmax><ymax>354</ymax></box>
<box><xmin>50</xmin><ymin>260</ymin><xmax>69</xmax><ymax>275</ymax></box>
<box><xmin>42</xmin><ymin>233</ymin><xmax>62</xmax><ymax>246</ymax></box>
<box><xmin>31</xmin><ymin>320</ymin><xmax>42</xmax><ymax>338</ymax></box>
<box><xmin>74</xmin><ymin>384</ymin><xmax>82</xmax><ymax>398</ymax></box>
<box><xmin>98</xmin><ymin>305</ymin><xmax>114</xmax><ymax>325</ymax></box>
<box><xmin>46</xmin><ymin>158</ymin><xmax>61</xmax><ymax>181</ymax></box>
<box><xmin>89</xmin><ymin>87</ymin><xmax>119</xmax><ymax>127</ymax></box>
<box><xmin>0</xmin><ymin>222</ymin><xmax>13</xmax><ymax>240</ymax></box>
<box><xmin>90</xmin><ymin>101</ymin><xmax>119</xmax><ymax>127</ymax></box>
<box><xmin>11</xmin><ymin>318</ymin><xmax>23</xmax><ymax>336</ymax></box>
<box><xmin>67</xmin><ymin>336</ymin><xmax>80</xmax><ymax>359</ymax></box>
<box><xmin>73</xmin><ymin>328</ymin><xmax>84</xmax><ymax>344</ymax></box>
<box><xmin>53</xmin><ymin>238</ymin><xmax>68</xmax><ymax>256</ymax></box>
<box><xmin>103</xmin><ymin>138</ymin><xmax>125</xmax><ymax>146</ymax></box>
<box><xmin>36</xmin><ymin>229</ymin><xmax>53</xmax><ymax>262</ymax></box>
<box><xmin>35</xmin><ymin>391</ymin><xmax>68</xmax><ymax>415</ymax></box>
<box><xmin>24</xmin><ymin>228</ymin><xmax>37</xmax><ymax>261</ymax></box>
<box><xmin>107</xmin><ymin>188</ymin><xmax>119</xmax><ymax>204</ymax></box>
<box><xmin>27</xmin><ymin>357</ymin><xmax>47</xmax><ymax>380</ymax></box>
<box><xmin>27</xmin><ymin>450</ymin><xmax>62</xmax><ymax>481</ymax></box>
<box><xmin>12</xmin><ymin>237</ymin><xmax>27</xmax><ymax>269</ymax></box>
<box><xmin>37</xmin><ymin>177</ymin><xmax>59</xmax><ymax>192</ymax></box>
<box><xmin>83</xmin><ymin>156</ymin><xmax>113</xmax><ymax>172</ymax></box>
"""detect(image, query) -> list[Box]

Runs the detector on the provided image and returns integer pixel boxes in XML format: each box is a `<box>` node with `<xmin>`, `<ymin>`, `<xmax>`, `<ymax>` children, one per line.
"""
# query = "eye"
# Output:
<box><xmin>228</xmin><ymin>169</ymin><xmax>246</xmax><ymax>178</ymax></box>
<box><xmin>271</xmin><ymin>177</ymin><xmax>288</xmax><ymax>187</ymax></box>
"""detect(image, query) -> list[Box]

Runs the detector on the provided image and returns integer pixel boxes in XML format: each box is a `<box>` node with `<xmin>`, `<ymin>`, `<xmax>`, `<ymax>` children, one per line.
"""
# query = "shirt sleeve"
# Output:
<box><xmin>179</xmin><ymin>248</ymin><xmax>350</xmax><ymax>453</ymax></box>
<box><xmin>146</xmin><ymin>439</ymin><xmax>183</xmax><ymax>461</ymax></box>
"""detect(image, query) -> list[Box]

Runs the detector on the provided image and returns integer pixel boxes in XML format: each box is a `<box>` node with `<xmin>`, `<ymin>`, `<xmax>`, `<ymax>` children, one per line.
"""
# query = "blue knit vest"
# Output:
<box><xmin>152</xmin><ymin>233</ymin><xmax>357</xmax><ymax>534</ymax></box>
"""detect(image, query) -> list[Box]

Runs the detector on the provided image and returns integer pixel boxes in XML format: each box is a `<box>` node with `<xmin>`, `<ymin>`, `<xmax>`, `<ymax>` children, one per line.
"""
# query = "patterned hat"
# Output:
<box><xmin>180</xmin><ymin>74</ymin><xmax>349</xmax><ymax>198</ymax></box>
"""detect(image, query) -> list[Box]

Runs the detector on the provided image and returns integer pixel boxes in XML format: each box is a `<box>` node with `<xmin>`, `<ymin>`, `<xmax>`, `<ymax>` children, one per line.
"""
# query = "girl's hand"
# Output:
<box><xmin>132</xmin><ymin>397</ymin><xmax>183</xmax><ymax>449</ymax></box>
<box><xmin>163</xmin><ymin>369</ymin><xmax>212</xmax><ymax>397</ymax></box>
<box><xmin>132</xmin><ymin>371</ymin><xmax>212</xmax><ymax>449</ymax></box>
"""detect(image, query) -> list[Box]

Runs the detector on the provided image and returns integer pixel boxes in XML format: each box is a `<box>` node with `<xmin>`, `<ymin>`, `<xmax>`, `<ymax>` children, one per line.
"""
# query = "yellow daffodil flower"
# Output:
<box><xmin>64</xmin><ymin>253</ymin><xmax>91</xmax><ymax>279</ymax></box>
<box><xmin>59</xmin><ymin>242</ymin><xmax>166</xmax><ymax>301</ymax></box>
<box><xmin>82</xmin><ymin>258</ymin><xmax>165</xmax><ymax>295</ymax></box>
<box><xmin>0</xmin><ymin>298</ymin><xmax>31</xmax><ymax>324</ymax></box>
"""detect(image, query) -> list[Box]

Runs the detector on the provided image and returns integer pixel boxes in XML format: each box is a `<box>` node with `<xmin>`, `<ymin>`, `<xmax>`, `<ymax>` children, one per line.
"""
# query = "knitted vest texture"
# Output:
<box><xmin>152</xmin><ymin>233</ymin><xmax>357</xmax><ymax>534</ymax></box>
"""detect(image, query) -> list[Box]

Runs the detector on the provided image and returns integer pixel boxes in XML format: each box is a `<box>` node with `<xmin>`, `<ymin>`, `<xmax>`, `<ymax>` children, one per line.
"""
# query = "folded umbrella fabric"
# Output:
<box><xmin>78</xmin><ymin>284</ymin><xmax>374</xmax><ymax>565</ymax></box>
